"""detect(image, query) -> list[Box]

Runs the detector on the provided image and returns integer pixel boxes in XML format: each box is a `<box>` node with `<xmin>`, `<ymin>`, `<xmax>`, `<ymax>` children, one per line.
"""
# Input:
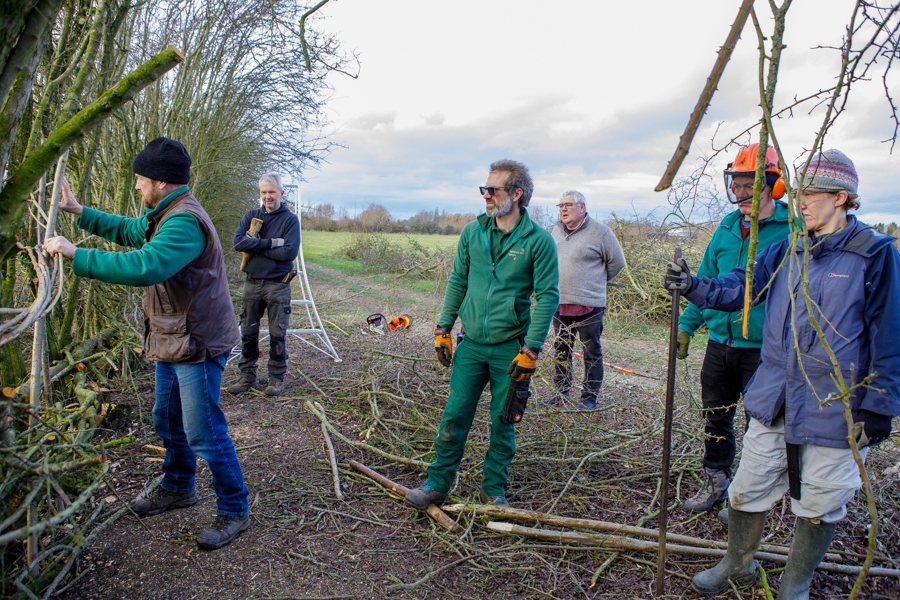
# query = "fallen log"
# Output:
<box><xmin>486</xmin><ymin>521</ymin><xmax>900</xmax><ymax>579</ymax></box>
<box><xmin>348</xmin><ymin>459</ymin><xmax>462</xmax><ymax>534</ymax></box>
<box><xmin>442</xmin><ymin>503</ymin><xmax>838</xmax><ymax>561</ymax></box>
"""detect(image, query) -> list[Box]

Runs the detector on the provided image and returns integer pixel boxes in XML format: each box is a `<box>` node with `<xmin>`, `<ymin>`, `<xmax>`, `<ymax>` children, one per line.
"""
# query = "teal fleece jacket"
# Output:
<box><xmin>678</xmin><ymin>201</ymin><xmax>790</xmax><ymax>347</ymax></box>
<box><xmin>72</xmin><ymin>187</ymin><xmax>205</xmax><ymax>287</ymax></box>
<box><xmin>438</xmin><ymin>209</ymin><xmax>559</xmax><ymax>351</ymax></box>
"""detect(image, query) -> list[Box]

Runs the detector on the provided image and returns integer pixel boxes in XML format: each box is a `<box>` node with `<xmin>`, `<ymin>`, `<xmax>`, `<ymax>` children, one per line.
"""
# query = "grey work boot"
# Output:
<box><xmin>684</xmin><ymin>468</ymin><xmax>731</xmax><ymax>512</ymax></box>
<box><xmin>692</xmin><ymin>508</ymin><xmax>767</xmax><ymax>595</ymax></box>
<box><xmin>404</xmin><ymin>484</ymin><xmax>446</xmax><ymax>510</ymax></box>
<box><xmin>227</xmin><ymin>376</ymin><xmax>257</xmax><ymax>394</ymax></box>
<box><xmin>479</xmin><ymin>488</ymin><xmax>511</xmax><ymax>507</ymax></box>
<box><xmin>132</xmin><ymin>487</ymin><xmax>198</xmax><ymax>518</ymax></box>
<box><xmin>776</xmin><ymin>518</ymin><xmax>837</xmax><ymax>600</ymax></box>
<box><xmin>197</xmin><ymin>514</ymin><xmax>251</xmax><ymax>550</ymax></box>
<box><xmin>264</xmin><ymin>379</ymin><xmax>284</xmax><ymax>396</ymax></box>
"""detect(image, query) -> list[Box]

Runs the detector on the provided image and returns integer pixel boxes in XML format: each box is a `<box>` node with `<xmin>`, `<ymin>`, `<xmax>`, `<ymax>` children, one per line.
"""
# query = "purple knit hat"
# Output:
<box><xmin>802</xmin><ymin>149</ymin><xmax>858</xmax><ymax>200</ymax></box>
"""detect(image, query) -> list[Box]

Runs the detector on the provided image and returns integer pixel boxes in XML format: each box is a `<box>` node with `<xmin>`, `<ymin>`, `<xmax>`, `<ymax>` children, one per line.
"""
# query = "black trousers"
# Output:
<box><xmin>700</xmin><ymin>339</ymin><xmax>761</xmax><ymax>472</ymax></box>
<box><xmin>551</xmin><ymin>307</ymin><xmax>605</xmax><ymax>403</ymax></box>
<box><xmin>238</xmin><ymin>279</ymin><xmax>292</xmax><ymax>380</ymax></box>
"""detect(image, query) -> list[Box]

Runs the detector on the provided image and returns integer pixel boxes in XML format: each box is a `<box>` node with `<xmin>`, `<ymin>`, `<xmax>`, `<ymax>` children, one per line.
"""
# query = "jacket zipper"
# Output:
<box><xmin>481</xmin><ymin>224</ymin><xmax>530</xmax><ymax>343</ymax></box>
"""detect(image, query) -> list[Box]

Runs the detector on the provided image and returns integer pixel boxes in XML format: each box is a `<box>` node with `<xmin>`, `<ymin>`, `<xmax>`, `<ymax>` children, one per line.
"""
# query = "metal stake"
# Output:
<box><xmin>656</xmin><ymin>247</ymin><xmax>682</xmax><ymax>597</ymax></box>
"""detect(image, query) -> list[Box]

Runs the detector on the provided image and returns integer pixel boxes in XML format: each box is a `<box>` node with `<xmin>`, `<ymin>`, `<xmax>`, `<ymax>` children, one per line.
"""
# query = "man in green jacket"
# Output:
<box><xmin>43</xmin><ymin>138</ymin><xmax>249</xmax><ymax>550</ymax></box>
<box><xmin>405</xmin><ymin>159</ymin><xmax>559</xmax><ymax>509</ymax></box>
<box><xmin>678</xmin><ymin>143</ymin><xmax>791</xmax><ymax>516</ymax></box>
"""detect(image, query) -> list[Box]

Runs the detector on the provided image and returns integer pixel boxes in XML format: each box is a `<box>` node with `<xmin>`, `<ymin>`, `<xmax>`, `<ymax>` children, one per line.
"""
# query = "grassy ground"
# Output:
<box><xmin>301</xmin><ymin>231</ymin><xmax>459</xmax><ymax>273</ymax></box>
<box><xmin>300</xmin><ymin>231</ymin><xmax>460</xmax><ymax>297</ymax></box>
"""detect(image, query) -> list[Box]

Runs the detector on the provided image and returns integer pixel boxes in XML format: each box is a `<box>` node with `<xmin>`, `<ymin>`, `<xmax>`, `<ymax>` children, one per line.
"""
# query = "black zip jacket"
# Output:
<box><xmin>233</xmin><ymin>203</ymin><xmax>300</xmax><ymax>279</ymax></box>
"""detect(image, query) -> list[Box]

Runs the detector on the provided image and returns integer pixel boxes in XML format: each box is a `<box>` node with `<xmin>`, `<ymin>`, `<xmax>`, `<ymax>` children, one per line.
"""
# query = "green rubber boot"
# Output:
<box><xmin>776</xmin><ymin>518</ymin><xmax>837</xmax><ymax>600</ymax></box>
<box><xmin>692</xmin><ymin>508</ymin><xmax>767</xmax><ymax>595</ymax></box>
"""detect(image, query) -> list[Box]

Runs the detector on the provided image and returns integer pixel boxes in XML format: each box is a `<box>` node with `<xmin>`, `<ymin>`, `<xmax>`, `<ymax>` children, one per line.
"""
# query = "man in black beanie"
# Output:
<box><xmin>43</xmin><ymin>137</ymin><xmax>251</xmax><ymax>551</ymax></box>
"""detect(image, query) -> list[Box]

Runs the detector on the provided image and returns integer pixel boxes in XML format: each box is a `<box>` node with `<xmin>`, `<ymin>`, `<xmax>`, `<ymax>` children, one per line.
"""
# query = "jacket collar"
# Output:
<box><xmin>260</xmin><ymin>202</ymin><xmax>290</xmax><ymax>216</ymax></box>
<box><xmin>477</xmin><ymin>208</ymin><xmax>534</xmax><ymax>237</ymax></box>
<box><xmin>146</xmin><ymin>186</ymin><xmax>190</xmax><ymax>220</ymax></box>
<box><xmin>721</xmin><ymin>200</ymin><xmax>790</xmax><ymax>233</ymax></box>
<box><xmin>556</xmin><ymin>214</ymin><xmax>591</xmax><ymax>235</ymax></box>
<box><xmin>798</xmin><ymin>214</ymin><xmax>858</xmax><ymax>257</ymax></box>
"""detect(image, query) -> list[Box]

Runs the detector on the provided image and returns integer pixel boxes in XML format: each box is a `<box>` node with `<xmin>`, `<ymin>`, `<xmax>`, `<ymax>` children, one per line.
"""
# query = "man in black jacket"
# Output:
<box><xmin>229</xmin><ymin>173</ymin><xmax>300</xmax><ymax>396</ymax></box>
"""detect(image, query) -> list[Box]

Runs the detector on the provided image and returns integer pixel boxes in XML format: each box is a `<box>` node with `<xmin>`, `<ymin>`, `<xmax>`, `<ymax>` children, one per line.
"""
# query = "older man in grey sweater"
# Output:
<box><xmin>549</xmin><ymin>191</ymin><xmax>626</xmax><ymax>409</ymax></box>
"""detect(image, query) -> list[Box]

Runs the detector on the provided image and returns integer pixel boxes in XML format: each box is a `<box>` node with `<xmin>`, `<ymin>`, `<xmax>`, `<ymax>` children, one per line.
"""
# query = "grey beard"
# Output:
<box><xmin>486</xmin><ymin>196</ymin><xmax>513</xmax><ymax>217</ymax></box>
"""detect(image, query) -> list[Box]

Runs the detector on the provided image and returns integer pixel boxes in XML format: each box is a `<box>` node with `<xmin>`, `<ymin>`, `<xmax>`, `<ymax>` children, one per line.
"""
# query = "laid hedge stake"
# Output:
<box><xmin>656</xmin><ymin>247</ymin><xmax>682</xmax><ymax>597</ymax></box>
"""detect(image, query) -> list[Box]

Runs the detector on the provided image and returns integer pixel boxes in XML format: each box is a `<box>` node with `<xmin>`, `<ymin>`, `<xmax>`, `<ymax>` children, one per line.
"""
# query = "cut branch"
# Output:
<box><xmin>655</xmin><ymin>0</ymin><xmax>754</xmax><ymax>192</ymax></box>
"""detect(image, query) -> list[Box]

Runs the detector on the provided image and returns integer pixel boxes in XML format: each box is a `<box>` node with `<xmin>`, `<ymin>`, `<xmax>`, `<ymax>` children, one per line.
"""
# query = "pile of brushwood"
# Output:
<box><xmin>0</xmin><ymin>326</ymin><xmax>148</xmax><ymax>600</ymax></box>
<box><xmin>337</xmin><ymin>233</ymin><xmax>456</xmax><ymax>286</ymax></box>
<box><xmin>294</xmin><ymin>323</ymin><xmax>900</xmax><ymax>598</ymax></box>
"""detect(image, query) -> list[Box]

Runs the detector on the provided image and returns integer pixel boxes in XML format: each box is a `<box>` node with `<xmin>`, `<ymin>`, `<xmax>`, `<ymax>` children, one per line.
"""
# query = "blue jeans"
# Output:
<box><xmin>153</xmin><ymin>351</ymin><xmax>248</xmax><ymax>516</ymax></box>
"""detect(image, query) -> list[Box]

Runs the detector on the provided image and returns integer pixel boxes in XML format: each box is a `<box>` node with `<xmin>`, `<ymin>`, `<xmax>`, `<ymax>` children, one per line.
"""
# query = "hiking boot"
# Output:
<box><xmin>404</xmin><ymin>484</ymin><xmax>446</xmax><ymax>510</ymax></box>
<box><xmin>264</xmin><ymin>379</ymin><xmax>284</xmax><ymax>396</ymax></box>
<box><xmin>692</xmin><ymin>508</ymin><xmax>767</xmax><ymax>595</ymax></box>
<box><xmin>196</xmin><ymin>514</ymin><xmax>251</xmax><ymax>550</ymax></box>
<box><xmin>227</xmin><ymin>376</ymin><xmax>257</xmax><ymax>394</ymax></box>
<box><xmin>132</xmin><ymin>487</ymin><xmax>198</xmax><ymax>518</ymax></box>
<box><xmin>575</xmin><ymin>399</ymin><xmax>598</xmax><ymax>410</ymax></box>
<box><xmin>717</xmin><ymin>506</ymin><xmax>729</xmax><ymax>525</ymax></box>
<box><xmin>776</xmin><ymin>518</ymin><xmax>837</xmax><ymax>600</ymax></box>
<box><xmin>683</xmin><ymin>468</ymin><xmax>730</xmax><ymax>512</ymax></box>
<box><xmin>479</xmin><ymin>489</ymin><xmax>510</xmax><ymax>507</ymax></box>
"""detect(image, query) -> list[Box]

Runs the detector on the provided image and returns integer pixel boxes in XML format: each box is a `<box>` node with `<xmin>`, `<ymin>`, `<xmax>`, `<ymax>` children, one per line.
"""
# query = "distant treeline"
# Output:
<box><xmin>302</xmin><ymin>203</ymin><xmax>476</xmax><ymax>234</ymax></box>
<box><xmin>302</xmin><ymin>203</ymin><xmax>559</xmax><ymax>234</ymax></box>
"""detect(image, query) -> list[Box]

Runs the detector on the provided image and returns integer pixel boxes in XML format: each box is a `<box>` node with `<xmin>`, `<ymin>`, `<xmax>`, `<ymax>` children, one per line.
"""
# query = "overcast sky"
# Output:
<box><xmin>297</xmin><ymin>0</ymin><xmax>900</xmax><ymax>226</ymax></box>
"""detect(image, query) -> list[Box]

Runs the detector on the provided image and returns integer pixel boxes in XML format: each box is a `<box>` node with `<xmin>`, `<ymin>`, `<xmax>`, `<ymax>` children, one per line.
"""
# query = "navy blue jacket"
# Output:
<box><xmin>684</xmin><ymin>216</ymin><xmax>900</xmax><ymax>449</ymax></box>
<box><xmin>233</xmin><ymin>203</ymin><xmax>300</xmax><ymax>279</ymax></box>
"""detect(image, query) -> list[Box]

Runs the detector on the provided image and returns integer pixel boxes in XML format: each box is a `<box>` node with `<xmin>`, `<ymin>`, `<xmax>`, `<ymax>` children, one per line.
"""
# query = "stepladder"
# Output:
<box><xmin>230</xmin><ymin>184</ymin><xmax>342</xmax><ymax>364</ymax></box>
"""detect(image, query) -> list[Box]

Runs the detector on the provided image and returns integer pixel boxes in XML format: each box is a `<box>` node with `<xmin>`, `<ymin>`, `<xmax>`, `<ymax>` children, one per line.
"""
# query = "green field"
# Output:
<box><xmin>300</xmin><ymin>231</ymin><xmax>459</xmax><ymax>273</ymax></box>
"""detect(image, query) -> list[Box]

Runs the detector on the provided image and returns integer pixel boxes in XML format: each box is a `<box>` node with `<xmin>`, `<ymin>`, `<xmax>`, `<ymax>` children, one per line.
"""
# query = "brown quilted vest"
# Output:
<box><xmin>141</xmin><ymin>192</ymin><xmax>239</xmax><ymax>363</ymax></box>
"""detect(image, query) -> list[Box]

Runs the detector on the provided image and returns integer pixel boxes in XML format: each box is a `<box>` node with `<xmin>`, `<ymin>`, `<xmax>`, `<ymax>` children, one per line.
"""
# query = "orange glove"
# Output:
<box><xmin>507</xmin><ymin>347</ymin><xmax>538</xmax><ymax>381</ymax></box>
<box><xmin>435</xmin><ymin>326</ymin><xmax>453</xmax><ymax>367</ymax></box>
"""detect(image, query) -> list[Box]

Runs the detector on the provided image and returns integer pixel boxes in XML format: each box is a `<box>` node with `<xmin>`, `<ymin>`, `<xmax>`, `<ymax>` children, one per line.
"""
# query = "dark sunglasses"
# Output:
<box><xmin>479</xmin><ymin>186</ymin><xmax>514</xmax><ymax>196</ymax></box>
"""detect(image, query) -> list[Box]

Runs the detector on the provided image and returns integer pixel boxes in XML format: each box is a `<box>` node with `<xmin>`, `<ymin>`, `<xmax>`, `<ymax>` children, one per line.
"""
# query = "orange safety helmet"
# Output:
<box><xmin>723</xmin><ymin>143</ymin><xmax>786</xmax><ymax>202</ymax></box>
<box><xmin>387</xmin><ymin>315</ymin><xmax>411</xmax><ymax>331</ymax></box>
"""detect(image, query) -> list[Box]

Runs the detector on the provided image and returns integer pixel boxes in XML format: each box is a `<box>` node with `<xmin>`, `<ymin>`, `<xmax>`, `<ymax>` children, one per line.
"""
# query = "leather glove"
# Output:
<box><xmin>664</xmin><ymin>258</ymin><xmax>694</xmax><ymax>294</ymax></box>
<box><xmin>855</xmin><ymin>409</ymin><xmax>893</xmax><ymax>448</ymax></box>
<box><xmin>676</xmin><ymin>329</ymin><xmax>692</xmax><ymax>360</ymax></box>
<box><xmin>507</xmin><ymin>347</ymin><xmax>538</xmax><ymax>382</ymax></box>
<box><xmin>270</xmin><ymin>238</ymin><xmax>285</xmax><ymax>248</ymax></box>
<box><xmin>435</xmin><ymin>326</ymin><xmax>453</xmax><ymax>367</ymax></box>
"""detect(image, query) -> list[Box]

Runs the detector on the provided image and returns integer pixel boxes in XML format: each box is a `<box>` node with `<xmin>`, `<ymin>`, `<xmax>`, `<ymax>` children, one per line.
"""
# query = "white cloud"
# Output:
<box><xmin>300</xmin><ymin>0</ymin><xmax>900</xmax><ymax>223</ymax></box>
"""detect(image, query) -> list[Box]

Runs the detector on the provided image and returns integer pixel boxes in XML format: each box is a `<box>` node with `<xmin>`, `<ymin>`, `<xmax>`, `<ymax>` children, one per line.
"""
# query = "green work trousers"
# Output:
<box><xmin>426</xmin><ymin>337</ymin><xmax>520</xmax><ymax>497</ymax></box>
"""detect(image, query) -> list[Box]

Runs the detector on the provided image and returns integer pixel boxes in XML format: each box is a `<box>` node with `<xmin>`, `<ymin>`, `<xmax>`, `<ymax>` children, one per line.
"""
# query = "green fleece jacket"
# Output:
<box><xmin>679</xmin><ymin>201</ymin><xmax>790</xmax><ymax>347</ymax></box>
<box><xmin>72</xmin><ymin>187</ymin><xmax>205</xmax><ymax>287</ymax></box>
<box><xmin>438</xmin><ymin>209</ymin><xmax>559</xmax><ymax>351</ymax></box>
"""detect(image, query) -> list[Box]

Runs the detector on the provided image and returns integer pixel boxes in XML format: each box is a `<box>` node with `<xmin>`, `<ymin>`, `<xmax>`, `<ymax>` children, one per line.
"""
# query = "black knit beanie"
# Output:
<box><xmin>132</xmin><ymin>137</ymin><xmax>192</xmax><ymax>184</ymax></box>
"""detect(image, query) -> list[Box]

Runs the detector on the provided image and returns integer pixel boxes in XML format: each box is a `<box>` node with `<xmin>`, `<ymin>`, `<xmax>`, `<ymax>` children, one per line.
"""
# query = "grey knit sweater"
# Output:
<box><xmin>551</xmin><ymin>215</ymin><xmax>626</xmax><ymax>308</ymax></box>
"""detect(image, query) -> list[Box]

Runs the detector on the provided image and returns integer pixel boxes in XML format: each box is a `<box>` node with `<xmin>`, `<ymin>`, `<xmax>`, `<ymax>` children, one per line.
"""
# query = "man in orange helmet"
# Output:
<box><xmin>677</xmin><ymin>143</ymin><xmax>791</xmax><ymax>518</ymax></box>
